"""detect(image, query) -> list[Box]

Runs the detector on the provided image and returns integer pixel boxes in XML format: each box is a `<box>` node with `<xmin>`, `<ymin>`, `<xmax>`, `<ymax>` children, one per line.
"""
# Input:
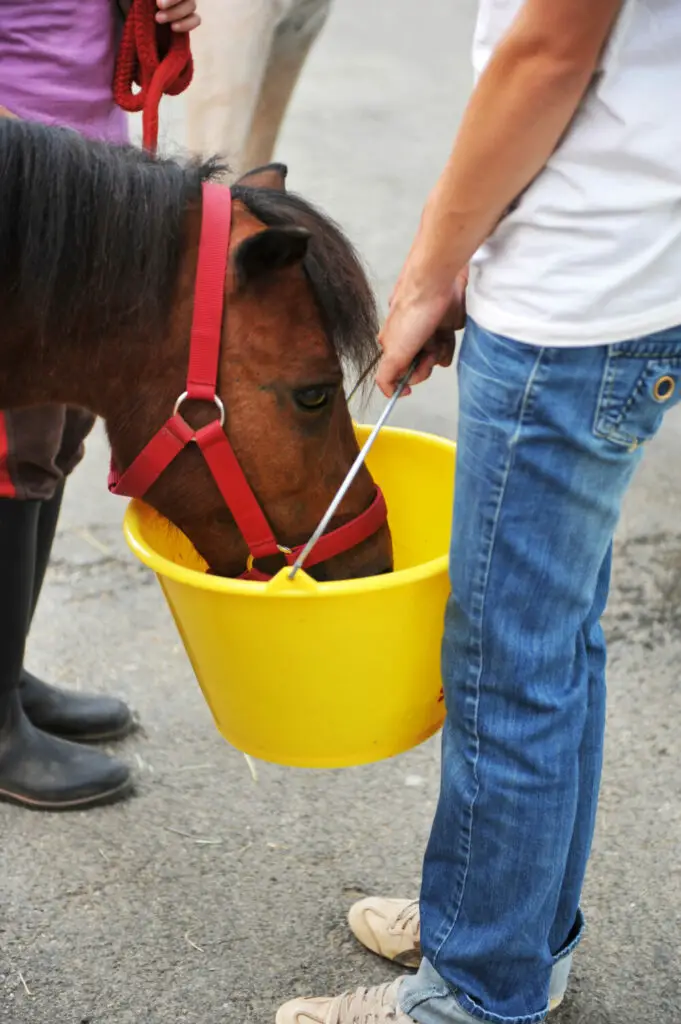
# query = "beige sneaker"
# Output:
<box><xmin>276</xmin><ymin>976</ymin><xmax>564</xmax><ymax>1024</ymax></box>
<box><xmin>347</xmin><ymin>897</ymin><xmax>564</xmax><ymax>1013</ymax></box>
<box><xmin>276</xmin><ymin>979</ymin><xmax>411</xmax><ymax>1024</ymax></box>
<box><xmin>348</xmin><ymin>898</ymin><xmax>421</xmax><ymax>969</ymax></box>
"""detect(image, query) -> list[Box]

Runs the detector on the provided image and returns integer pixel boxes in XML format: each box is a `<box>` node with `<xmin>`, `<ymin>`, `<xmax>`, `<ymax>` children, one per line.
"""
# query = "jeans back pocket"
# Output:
<box><xmin>594</xmin><ymin>340</ymin><xmax>681</xmax><ymax>451</ymax></box>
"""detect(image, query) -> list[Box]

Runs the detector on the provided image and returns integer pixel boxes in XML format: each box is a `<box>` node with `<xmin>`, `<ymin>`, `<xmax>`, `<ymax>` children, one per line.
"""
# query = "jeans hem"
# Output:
<box><xmin>453</xmin><ymin>991</ymin><xmax>549</xmax><ymax>1024</ymax></box>
<box><xmin>402</xmin><ymin>987</ymin><xmax>550</xmax><ymax>1024</ymax></box>
<box><xmin>552</xmin><ymin>908</ymin><xmax>585</xmax><ymax>965</ymax></box>
<box><xmin>400</xmin><ymin>960</ymin><xmax>551</xmax><ymax>1024</ymax></box>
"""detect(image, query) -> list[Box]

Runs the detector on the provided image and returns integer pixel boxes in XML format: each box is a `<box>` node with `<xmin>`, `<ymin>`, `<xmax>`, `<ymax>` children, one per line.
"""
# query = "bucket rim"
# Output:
<box><xmin>122</xmin><ymin>424</ymin><xmax>454</xmax><ymax>599</ymax></box>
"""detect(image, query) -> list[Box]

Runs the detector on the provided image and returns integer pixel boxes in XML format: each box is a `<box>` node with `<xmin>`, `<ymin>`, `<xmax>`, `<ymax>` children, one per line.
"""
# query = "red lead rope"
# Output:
<box><xmin>113</xmin><ymin>0</ymin><xmax>193</xmax><ymax>152</ymax></box>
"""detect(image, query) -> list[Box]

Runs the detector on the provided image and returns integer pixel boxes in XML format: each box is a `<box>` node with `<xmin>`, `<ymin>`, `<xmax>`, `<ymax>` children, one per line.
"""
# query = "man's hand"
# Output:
<box><xmin>156</xmin><ymin>0</ymin><xmax>201</xmax><ymax>32</ymax></box>
<box><xmin>376</xmin><ymin>251</ymin><xmax>467</xmax><ymax>397</ymax></box>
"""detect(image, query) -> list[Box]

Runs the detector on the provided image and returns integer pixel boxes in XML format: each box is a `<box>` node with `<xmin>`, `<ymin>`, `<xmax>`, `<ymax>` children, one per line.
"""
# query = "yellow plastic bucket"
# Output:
<box><xmin>123</xmin><ymin>424</ymin><xmax>455</xmax><ymax>768</ymax></box>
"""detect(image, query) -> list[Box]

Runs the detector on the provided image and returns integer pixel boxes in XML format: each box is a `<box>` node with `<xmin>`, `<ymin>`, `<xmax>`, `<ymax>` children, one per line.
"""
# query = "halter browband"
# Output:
<box><xmin>108</xmin><ymin>181</ymin><xmax>387</xmax><ymax>580</ymax></box>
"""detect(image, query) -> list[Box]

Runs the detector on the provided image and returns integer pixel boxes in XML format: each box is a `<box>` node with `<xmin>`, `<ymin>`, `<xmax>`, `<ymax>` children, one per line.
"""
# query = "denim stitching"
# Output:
<box><xmin>592</xmin><ymin>346</ymin><xmax>644</xmax><ymax>446</ymax></box>
<box><xmin>592</xmin><ymin>346</ymin><xmax>615</xmax><ymax>441</ymax></box>
<box><xmin>603</xmin><ymin>367</ymin><xmax>651</xmax><ymax>434</ymax></box>
<box><xmin>552</xmin><ymin>935</ymin><xmax>579</xmax><ymax>965</ymax></box>
<box><xmin>454</xmin><ymin>990</ymin><xmax>549</xmax><ymax>1024</ymax></box>
<box><xmin>594</xmin><ymin>374</ymin><xmax>644</xmax><ymax>446</ymax></box>
<box><xmin>401</xmin><ymin>984</ymin><xmax>451</xmax><ymax>1006</ymax></box>
<box><xmin>432</xmin><ymin>345</ymin><xmax>550</xmax><ymax>971</ymax></box>
<box><xmin>401</xmin><ymin>978</ymin><xmax>549</xmax><ymax>1024</ymax></box>
<box><xmin>610</xmin><ymin>347</ymin><xmax>681</xmax><ymax>360</ymax></box>
<box><xmin>594</xmin><ymin>352</ymin><xmax>680</xmax><ymax>447</ymax></box>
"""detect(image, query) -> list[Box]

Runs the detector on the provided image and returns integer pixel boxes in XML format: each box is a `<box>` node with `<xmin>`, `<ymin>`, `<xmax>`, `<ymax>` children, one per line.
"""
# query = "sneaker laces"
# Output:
<box><xmin>327</xmin><ymin>980</ymin><xmax>406</xmax><ymax>1024</ymax></box>
<box><xmin>394</xmin><ymin>901</ymin><xmax>420</xmax><ymax>937</ymax></box>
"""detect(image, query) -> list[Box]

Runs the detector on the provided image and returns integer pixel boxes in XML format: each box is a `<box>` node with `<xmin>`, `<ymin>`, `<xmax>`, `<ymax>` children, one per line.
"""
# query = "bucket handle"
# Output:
<box><xmin>265</xmin><ymin>565</ymin><xmax>319</xmax><ymax>593</ymax></box>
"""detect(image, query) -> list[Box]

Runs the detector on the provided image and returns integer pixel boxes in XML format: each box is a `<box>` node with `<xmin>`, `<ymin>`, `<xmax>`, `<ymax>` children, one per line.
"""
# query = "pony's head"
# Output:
<box><xmin>111</xmin><ymin>163</ymin><xmax>393</xmax><ymax>580</ymax></box>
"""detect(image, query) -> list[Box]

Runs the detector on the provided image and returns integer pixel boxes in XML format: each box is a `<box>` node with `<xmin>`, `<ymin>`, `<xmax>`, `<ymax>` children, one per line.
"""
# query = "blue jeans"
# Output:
<box><xmin>400</xmin><ymin>320</ymin><xmax>681</xmax><ymax>1024</ymax></box>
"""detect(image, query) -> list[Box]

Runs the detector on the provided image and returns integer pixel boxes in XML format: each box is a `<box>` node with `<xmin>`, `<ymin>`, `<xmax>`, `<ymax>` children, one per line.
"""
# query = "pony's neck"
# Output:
<box><xmin>0</xmin><ymin>211</ymin><xmax>200</xmax><ymax>429</ymax></box>
<box><xmin>0</xmin><ymin>319</ymin><xmax>150</xmax><ymax>416</ymax></box>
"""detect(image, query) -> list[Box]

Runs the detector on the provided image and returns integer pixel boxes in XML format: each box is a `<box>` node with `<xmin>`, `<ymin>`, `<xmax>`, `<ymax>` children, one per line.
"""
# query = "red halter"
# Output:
<box><xmin>108</xmin><ymin>182</ymin><xmax>387</xmax><ymax>580</ymax></box>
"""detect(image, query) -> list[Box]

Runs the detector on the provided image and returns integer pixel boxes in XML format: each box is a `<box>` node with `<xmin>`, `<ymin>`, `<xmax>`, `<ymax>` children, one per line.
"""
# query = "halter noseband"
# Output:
<box><xmin>108</xmin><ymin>181</ymin><xmax>387</xmax><ymax>580</ymax></box>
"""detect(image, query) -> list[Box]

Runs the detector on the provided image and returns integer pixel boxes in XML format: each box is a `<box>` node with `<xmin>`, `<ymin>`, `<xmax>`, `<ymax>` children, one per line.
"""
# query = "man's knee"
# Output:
<box><xmin>0</xmin><ymin>405</ymin><xmax>94</xmax><ymax>501</ymax></box>
<box><xmin>56</xmin><ymin>408</ymin><xmax>96</xmax><ymax>478</ymax></box>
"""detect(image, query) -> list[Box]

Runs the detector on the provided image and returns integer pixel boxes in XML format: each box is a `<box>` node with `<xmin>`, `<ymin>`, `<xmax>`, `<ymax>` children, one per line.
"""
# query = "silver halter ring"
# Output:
<box><xmin>173</xmin><ymin>391</ymin><xmax>226</xmax><ymax>428</ymax></box>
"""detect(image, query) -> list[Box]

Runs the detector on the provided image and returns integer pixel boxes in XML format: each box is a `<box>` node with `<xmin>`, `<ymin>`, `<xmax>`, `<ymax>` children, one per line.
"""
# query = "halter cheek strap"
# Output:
<box><xmin>108</xmin><ymin>181</ymin><xmax>387</xmax><ymax>579</ymax></box>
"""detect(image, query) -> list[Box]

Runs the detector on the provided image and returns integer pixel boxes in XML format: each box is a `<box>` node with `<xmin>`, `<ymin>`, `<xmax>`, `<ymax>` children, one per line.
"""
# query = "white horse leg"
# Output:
<box><xmin>240</xmin><ymin>0</ymin><xmax>332</xmax><ymax>172</ymax></box>
<box><xmin>184</xmin><ymin>0</ymin><xmax>281</xmax><ymax>171</ymax></box>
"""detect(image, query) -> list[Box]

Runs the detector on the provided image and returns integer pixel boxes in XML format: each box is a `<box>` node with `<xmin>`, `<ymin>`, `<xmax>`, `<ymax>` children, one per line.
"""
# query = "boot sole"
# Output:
<box><xmin>0</xmin><ymin>776</ymin><xmax>134</xmax><ymax>811</ymax></box>
<box><xmin>26</xmin><ymin>711</ymin><xmax>139</xmax><ymax>745</ymax></box>
<box><xmin>43</xmin><ymin>722</ymin><xmax>137</xmax><ymax>744</ymax></box>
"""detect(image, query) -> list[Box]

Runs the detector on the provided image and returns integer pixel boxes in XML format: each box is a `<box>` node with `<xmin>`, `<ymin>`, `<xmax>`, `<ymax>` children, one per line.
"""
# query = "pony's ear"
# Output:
<box><xmin>235</xmin><ymin>162</ymin><xmax>288</xmax><ymax>191</ymax></box>
<box><xmin>234</xmin><ymin>225</ymin><xmax>310</xmax><ymax>285</ymax></box>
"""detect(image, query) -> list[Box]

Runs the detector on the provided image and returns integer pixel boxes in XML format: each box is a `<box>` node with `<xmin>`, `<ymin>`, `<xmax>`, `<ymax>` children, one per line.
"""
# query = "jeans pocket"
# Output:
<box><xmin>594</xmin><ymin>346</ymin><xmax>681</xmax><ymax>451</ymax></box>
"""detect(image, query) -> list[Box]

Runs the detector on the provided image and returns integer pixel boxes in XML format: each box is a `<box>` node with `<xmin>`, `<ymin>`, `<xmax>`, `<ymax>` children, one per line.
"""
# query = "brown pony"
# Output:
<box><xmin>0</xmin><ymin>116</ymin><xmax>392</xmax><ymax>580</ymax></box>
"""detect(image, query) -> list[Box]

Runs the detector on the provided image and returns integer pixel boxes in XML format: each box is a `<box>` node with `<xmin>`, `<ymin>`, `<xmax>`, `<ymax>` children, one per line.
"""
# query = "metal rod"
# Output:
<box><xmin>289</xmin><ymin>362</ymin><xmax>415</xmax><ymax>579</ymax></box>
<box><xmin>345</xmin><ymin>352</ymin><xmax>380</xmax><ymax>405</ymax></box>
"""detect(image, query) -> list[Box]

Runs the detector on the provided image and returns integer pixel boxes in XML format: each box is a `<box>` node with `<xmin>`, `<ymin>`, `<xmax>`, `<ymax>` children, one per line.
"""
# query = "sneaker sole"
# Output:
<box><xmin>0</xmin><ymin>776</ymin><xmax>135</xmax><ymax>811</ymax></box>
<box><xmin>393</xmin><ymin>948</ymin><xmax>423</xmax><ymax>970</ymax></box>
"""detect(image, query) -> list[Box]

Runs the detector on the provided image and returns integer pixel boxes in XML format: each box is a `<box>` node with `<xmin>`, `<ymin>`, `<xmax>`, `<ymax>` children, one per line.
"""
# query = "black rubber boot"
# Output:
<box><xmin>0</xmin><ymin>498</ymin><xmax>133</xmax><ymax>810</ymax></box>
<box><xmin>20</xmin><ymin>482</ymin><xmax>135</xmax><ymax>742</ymax></box>
<box><xmin>31</xmin><ymin>479</ymin><xmax>66</xmax><ymax>607</ymax></box>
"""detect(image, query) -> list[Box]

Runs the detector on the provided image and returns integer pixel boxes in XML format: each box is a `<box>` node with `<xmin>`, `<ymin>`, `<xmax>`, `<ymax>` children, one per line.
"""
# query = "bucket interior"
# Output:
<box><xmin>128</xmin><ymin>424</ymin><xmax>455</xmax><ymax>584</ymax></box>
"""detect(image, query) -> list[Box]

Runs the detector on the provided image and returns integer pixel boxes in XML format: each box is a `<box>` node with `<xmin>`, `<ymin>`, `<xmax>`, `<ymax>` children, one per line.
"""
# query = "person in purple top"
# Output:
<box><xmin>0</xmin><ymin>0</ymin><xmax>200</xmax><ymax>812</ymax></box>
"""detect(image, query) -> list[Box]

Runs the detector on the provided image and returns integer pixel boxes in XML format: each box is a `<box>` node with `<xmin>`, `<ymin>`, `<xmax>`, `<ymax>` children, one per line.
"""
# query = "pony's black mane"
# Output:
<box><xmin>0</xmin><ymin>118</ymin><xmax>219</xmax><ymax>339</ymax></box>
<box><xmin>0</xmin><ymin>118</ymin><xmax>378</xmax><ymax>380</ymax></box>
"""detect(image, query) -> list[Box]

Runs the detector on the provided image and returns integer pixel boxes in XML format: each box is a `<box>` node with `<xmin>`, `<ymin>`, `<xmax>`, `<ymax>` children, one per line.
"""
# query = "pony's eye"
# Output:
<box><xmin>294</xmin><ymin>387</ymin><xmax>331</xmax><ymax>411</ymax></box>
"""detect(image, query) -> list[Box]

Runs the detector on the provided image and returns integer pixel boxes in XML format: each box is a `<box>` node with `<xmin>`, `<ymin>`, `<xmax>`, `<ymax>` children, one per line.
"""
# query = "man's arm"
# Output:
<box><xmin>377</xmin><ymin>0</ymin><xmax>625</xmax><ymax>395</ymax></box>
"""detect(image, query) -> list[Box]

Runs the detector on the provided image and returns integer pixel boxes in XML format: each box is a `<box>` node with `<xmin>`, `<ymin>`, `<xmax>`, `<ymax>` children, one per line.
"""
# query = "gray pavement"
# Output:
<box><xmin>1</xmin><ymin>2</ymin><xmax>680</xmax><ymax>1022</ymax></box>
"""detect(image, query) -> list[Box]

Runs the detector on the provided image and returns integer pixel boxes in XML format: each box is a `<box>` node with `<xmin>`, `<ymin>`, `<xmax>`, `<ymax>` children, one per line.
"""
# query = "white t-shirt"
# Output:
<box><xmin>466</xmin><ymin>0</ymin><xmax>681</xmax><ymax>346</ymax></box>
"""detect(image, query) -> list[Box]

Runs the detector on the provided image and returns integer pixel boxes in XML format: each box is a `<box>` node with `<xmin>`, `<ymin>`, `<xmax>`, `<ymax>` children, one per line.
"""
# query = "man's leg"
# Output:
<box><xmin>19</xmin><ymin>408</ymin><xmax>134</xmax><ymax>742</ymax></box>
<box><xmin>546</xmin><ymin>543</ymin><xmax>611</xmax><ymax>998</ymax></box>
<box><xmin>0</xmin><ymin>405</ymin><xmax>133</xmax><ymax>810</ymax></box>
<box><xmin>345</xmin><ymin>551</ymin><xmax>612</xmax><ymax>1005</ymax></box>
<box><xmin>402</xmin><ymin>325</ymin><xmax>675</xmax><ymax>1024</ymax></box>
<box><xmin>32</xmin><ymin>409</ymin><xmax>93</xmax><ymax>604</ymax></box>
